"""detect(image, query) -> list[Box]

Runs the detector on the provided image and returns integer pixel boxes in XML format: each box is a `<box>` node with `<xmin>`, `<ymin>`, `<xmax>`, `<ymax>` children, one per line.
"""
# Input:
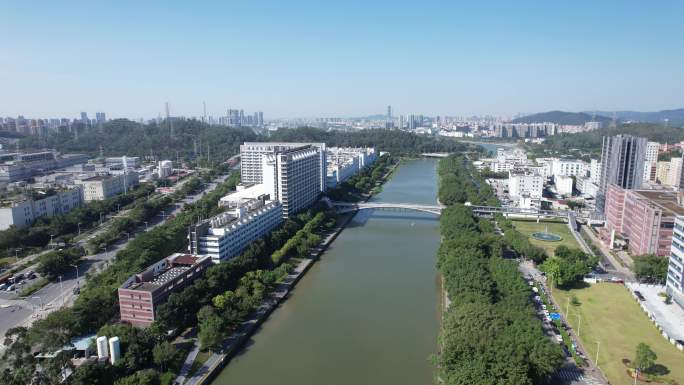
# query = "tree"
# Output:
<box><xmin>198</xmin><ymin>315</ymin><xmax>224</xmax><ymax>352</ymax></box>
<box><xmin>634</xmin><ymin>343</ymin><xmax>657</xmax><ymax>372</ymax></box>
<box><xmin>632</xmin><ymin>255</ymin><xmax>668</xmax><ymax>284</ymax></box>
<box><xmin>113</xmin><ymin>369</ymin><xmax>160</xmax><ymax>385</ymax></box>
<box><xmin>152</xmin><ymin>341</ymin><xmax>176</xmax><ymax>372</ymax></box>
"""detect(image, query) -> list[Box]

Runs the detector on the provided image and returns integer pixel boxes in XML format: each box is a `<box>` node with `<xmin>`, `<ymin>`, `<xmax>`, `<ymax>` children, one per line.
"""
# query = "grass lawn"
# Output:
<box><xmin>553</xmin><ymin>283</ymin><xmax>684</xmax><ymax>385</ymax></box>
<box><xmin>511</xmin><ymin>219</ymin><xmax>580</xmax><ymax>256</ymax></box>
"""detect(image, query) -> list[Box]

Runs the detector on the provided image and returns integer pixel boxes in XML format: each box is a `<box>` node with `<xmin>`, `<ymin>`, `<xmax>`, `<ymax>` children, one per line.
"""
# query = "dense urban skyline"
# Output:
<box><xmin>2</xmin><ymin>1</ymin><xmax>684</xmax><ymax>119</ymax></box>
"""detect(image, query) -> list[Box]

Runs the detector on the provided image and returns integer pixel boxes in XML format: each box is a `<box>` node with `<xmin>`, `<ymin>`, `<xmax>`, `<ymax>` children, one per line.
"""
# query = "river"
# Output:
<box><xmin>212</xmin><ymin>158</ymin><xmax>441</xmax><ymax>385</ymax></box>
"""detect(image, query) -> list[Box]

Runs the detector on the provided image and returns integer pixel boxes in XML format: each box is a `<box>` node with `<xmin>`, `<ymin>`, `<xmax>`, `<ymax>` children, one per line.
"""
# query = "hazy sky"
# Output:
<box><xmin>1</xmin><ymin>1</ymin><xmax>683</xmax><ymax>119</ymax></box>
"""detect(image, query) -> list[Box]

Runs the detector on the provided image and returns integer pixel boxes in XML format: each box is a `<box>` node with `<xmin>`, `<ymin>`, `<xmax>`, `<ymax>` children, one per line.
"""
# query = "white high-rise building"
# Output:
<box><xmin>668</xmin><ymin>158</ymin><xmax>683</xmax><ymax>187</ymax></box>
<box><xmin>240</xmin><ymin>142</ymin><xmax>326</xmax><ymax>193</ymax></box>
<box><xmin>667</xmin><ymin>215</ymin><xmax>684</xmax><ymax>309</ymax></box>
<box><xmin>262</xmin><ymin>146</ymin><xmax>323</xmax><ymax>217</ymax></box>
<box><xmin>590</xmin><ymin>159</ymin><xmax>601</xmax><ymax>184</ymax></box>
<box><xmin>645</xmin><ymin>141</ymin><xmax>660</xmax><ymax>163</ymax></box>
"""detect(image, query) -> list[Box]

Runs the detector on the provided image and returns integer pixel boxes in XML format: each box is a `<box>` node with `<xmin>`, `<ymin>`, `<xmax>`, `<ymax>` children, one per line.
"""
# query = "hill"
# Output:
<box><xmin>587</xmin><ymin>109</ymin><xmax>684</xmax><ymax>126</ymax></box>
<box><xmin>511</xmin><ymin>111</ymin><xmax>612</xmax><ymax>125</ymax></box>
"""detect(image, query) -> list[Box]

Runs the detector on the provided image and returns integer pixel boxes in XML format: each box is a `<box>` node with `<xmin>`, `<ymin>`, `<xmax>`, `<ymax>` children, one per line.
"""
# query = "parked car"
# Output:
<box><xmin>6</xmin><ymin>284</ymin><xmax>15</xmax><ymax>291</ymax></box>
<box><xmin>610</xmin><ymin>277</ymin><xmax>624</xmax><ymax>284</ymax></box>
<box><xmin>634</xmin><ymin>291</ymin><xmax>646</xmax><ymax>301</ymax></box>
<box><xmin>0</xmin><ymin>283</ymin><xmax>7</xmax><ymax>291</ymax></box>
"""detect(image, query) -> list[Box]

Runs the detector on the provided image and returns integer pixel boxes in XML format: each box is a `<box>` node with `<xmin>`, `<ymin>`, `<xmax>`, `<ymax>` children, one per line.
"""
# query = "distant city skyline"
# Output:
<box><xmin>2</xmin><ymin>1</ymin><xmax>683</xmax><ymax>119</ymax></box>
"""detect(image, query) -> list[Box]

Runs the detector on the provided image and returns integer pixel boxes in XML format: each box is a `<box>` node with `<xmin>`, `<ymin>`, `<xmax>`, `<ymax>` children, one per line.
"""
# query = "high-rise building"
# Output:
<box><xmin>408</xmin><ymin>114</ymin><xmax>416</xmax><ymax>130</ymax></box>
<box><xmin>239</xmin><ymin>109</ymin><xmax>245</xmax><ymax>126</ymax></box>
<box><xmin>80</xmin><ymin>112</ymin><xmax>89</xmax><ymax>126</ymax></box>
<box><xmin>258</xmin><ymin>111</ymin><xmax>264</xmax><ymax>126</ymax></box>
<box><xmin>668</xmin><ymin>215</ymin><xmax>684</xmax><ymax>309</ymax></box>
<box><xmin>240</xmin><ymin>142</ymin><xmax>326</xmax><ymax>193</ymax></box>
<box><xmin>95</xmin><ymin>112</ymin><xmax>106</xmax><ymax>123</ymax></box>
<box><xmin>262</xmin><ymin>145</ymin><xmax>323</xmax><ymax>217</ymax></box>
<box><xmin>645</xmin><ymin>141</ymin><xmax>660</xmax><ymax>163</ymax></box>
<box><xmin>387</xmin><ymin>105</ymin><xmax>392</xmax><ymax>119</ymax></box>
<box><xmin>596</xmin><ymin>135</ymin><xmax>647</xmax><ymax>213</ymax></box>
<box><xmin>398</xmin><ymin>115</ymin><xmax>405</xmax><ymax>130</ymax></box>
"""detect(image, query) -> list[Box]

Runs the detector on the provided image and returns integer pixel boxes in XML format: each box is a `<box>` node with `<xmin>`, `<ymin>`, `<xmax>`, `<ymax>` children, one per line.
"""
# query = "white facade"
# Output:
<box><xmin>105</xmin><ymin>156</ymin><xmax>140</xmax><ymax>169</ymax></box>
<box><xmin>190</xmin><ymin>198</ymin><xmax>283</xmax><ymax>263</ymax></box>
<box><xmin>551</xmin><ymin>159</ymin><xmax>586</xmax><ymax>178</ymax></box>
<box><xmin>668</xmin><ymin>216</ymin><xmax>684</xmax><ymax>309</ymax></box>
<box><xmin>668</xmin><ymin>158</ymin><xmax>683</xmax><ymax>187</ymax></box>
<box><xmin>262</xmin><ymin>146</ymin><xmax>323</xmax><ymax>217</ymax></box>
<box><xmin>643</xmin><ymin>161</ymin><xmax>656</xmax><ymax>182</ymax></box>
<box><xmin>575</xmin><ymin>176</ymin><xmax>598</xmax><ymax>197</ymax></box>
<box><xmin>508</xmin><ymin>171</ymin><xmax>543</xmax><ymax>199</ymax></box>
<box><xmin>240</xmin><ymin>142</ymin><xmax>326</xmax><ymax>193</ymax></box>
<box><xmin>0</xmin><ymin>186</ymin><xmax>83</xmax><ymax>230</ymax></box>
<box><xmin>75</xmin><ymin>172</ymin><xmax>139</xmax><ymax>201</ymax></box>
<box><xmin>555</xmin><ymin>175</ymin><xmax>574</xmax><ymax>196</ymax></box>
<box><xmin>326</xmin><ymin>147</ymin><xmax>377</xmax><ymax>188</ymax></box>
<box><xmin>589</xmin><ymin>159</ymin><xmax>601</xmax><ymax>184</ymax></box>
<box><xmin>645</xmin><ymin>141</ymin><xmax>660</xmax><ymax>164</ymax></box>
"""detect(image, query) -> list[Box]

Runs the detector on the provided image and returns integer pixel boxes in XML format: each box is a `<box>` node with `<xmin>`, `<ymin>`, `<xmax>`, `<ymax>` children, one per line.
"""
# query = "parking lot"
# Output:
<box><xmin>626</xmin><ymin>282</ymin><xmax>684</xmax><ymax>345</ymax></box>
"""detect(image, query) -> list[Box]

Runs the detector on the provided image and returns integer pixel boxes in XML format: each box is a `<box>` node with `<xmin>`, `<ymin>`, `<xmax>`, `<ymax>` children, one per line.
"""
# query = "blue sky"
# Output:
<box><xmin>1</xmin><ymin>1</ymin><xmax>683</xmax><ymax>119</ymax></box>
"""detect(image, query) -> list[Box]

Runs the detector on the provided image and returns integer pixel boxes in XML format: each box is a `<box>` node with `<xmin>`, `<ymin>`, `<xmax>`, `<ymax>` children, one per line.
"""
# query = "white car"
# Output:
<box><xmin>6</xmin><ymin>284</ymin><xmax>15</xmax><ymax>291</ymax></box>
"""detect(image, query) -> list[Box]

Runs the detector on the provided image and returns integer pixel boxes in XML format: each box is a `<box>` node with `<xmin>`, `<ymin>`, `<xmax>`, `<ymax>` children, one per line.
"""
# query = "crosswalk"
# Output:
<box><xmin>554</xmin><ymin>368</ymin><xmax>604</xmax><ymax>385</ymax></box>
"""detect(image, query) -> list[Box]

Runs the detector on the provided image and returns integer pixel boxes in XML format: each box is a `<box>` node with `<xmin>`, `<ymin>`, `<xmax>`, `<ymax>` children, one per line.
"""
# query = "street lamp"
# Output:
<box><xmin>71</xmin><ymin>264</ymin><xmax>79</xmax><ymax>283</ymax></box>
<box><xmin>49</xmin><ymin>234</ymin><xmax>55</xmax><ymax>249</ymax></box>
<box><xmin>125</xmin><ymin>232</ymin><xmax>130</xmax><ymax>242</ymax></box>
<box><xmin>576</xmin><ymin>314</ymin><xmax>581</xmax><ymax>337</ymax></box>
<box><xmin>144</xmin><ymin>221</ymin><xmax>149</xmax><ymax>231</ymax></box>
<box><xmin>77</xmin><ymin>222</ymin><xmax>82</xmax><ymax>236</ymax></box>
<box><xmin>58</xmin><ymin>275</ymin><xmax>64</xmax><ymax>306</ymax></box>
<box><xmin>14</xmin><ymin>248</ymin><xmax>22</xmax><ymax>263</ymax></box>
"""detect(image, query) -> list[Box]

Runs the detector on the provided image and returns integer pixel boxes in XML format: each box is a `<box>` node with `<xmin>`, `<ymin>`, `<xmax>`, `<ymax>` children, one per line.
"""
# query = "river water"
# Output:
<box><xmin>212</xmin><ymin>158</ymin><xmax>441</xmax><ymax>385</ymax></box>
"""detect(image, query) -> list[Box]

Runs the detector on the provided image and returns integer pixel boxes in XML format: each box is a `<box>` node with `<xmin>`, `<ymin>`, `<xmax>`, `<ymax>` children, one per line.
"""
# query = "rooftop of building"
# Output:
<box><xmin>122</xmin><ymin>253</ymin><xmax>209</xmax><ymax>293</ymax></box>
<box><xmin>632</xmin><ymin>190</ymin><xmax>684</xmax><ymax>216</ymax></box>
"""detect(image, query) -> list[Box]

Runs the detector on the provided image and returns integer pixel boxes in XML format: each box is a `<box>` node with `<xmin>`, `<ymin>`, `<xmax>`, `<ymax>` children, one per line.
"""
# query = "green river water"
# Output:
<box><xmin>213</xmin><ymin>158</ymin><xmax>441</xmax><ymax>385</ymax></box>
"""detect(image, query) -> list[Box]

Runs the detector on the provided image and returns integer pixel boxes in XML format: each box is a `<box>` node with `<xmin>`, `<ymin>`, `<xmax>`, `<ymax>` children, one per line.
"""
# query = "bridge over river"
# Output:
<box><xmin>331</xmin><ymin>201</ymin><xmax>581</xmax><ymax>221</ymax></box>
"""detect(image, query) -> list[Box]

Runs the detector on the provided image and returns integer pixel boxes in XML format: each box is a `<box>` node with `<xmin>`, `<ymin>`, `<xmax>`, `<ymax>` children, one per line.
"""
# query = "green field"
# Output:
<box><xmin>554</xmin><ymin>284</ymin><xmax>684</xmax><ymax>385</ymax></box>
<box><xmin>511</xmin><ymin>219</ymin><xmax>580</xmax><ymax>256</ymax></box>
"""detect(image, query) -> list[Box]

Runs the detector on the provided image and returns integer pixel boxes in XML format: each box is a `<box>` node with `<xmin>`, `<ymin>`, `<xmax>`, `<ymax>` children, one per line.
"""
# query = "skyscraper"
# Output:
<box><xmin>95</xmin><ymin>112</ymin><xmax>106</xmax><ymax>123</ymax></box>
<box><xmin>398</xmin><ymin>115</ymin><xmax>405</xmax><ymax>130</ymax></box>
<box><xmin>387</xmin><ymin>105</ymin><xmax>392</xmax><ymax>119</ymax></box>
<box><xmin>596</xmin><ymin>134</ymin><xmax>647</xmax><ymax>213</ymax></box>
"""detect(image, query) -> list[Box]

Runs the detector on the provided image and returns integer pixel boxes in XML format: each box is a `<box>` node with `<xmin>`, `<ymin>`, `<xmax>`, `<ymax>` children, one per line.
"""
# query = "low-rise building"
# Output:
<box><xmin>188</xmin><ymin>194</ymin><xmax>283</xmax><ymax>263</ymax></box>
<box><xmin>0</xmin><ymin>186</ymin><xmax>83</xmax><ymax>230</ymax></box>
<box><xmin>105</xmin><ymin>156</ymin><xmax>140</xmax><ymax>169</ymax></box>
<box><xmin>118</xmin><ymin>253</ymin><xmax>212</xmax><ymax>327</ymax></box>
<box><xmin>75</xmin><ymin>172</ymin><xmax>139</xmax><ymax>201</ymax></box>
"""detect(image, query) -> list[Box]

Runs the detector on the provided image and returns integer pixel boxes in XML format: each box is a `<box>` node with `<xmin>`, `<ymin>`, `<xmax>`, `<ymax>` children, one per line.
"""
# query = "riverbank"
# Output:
<box><xmin>182</xmin><ymin>160</ymin><xmax>401</xmax><ymax>385</ymax></box>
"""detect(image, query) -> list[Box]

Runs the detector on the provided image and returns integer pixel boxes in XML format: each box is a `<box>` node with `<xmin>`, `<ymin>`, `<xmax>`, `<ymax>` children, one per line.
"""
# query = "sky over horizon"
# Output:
<box><xmin>1</xmin><ymin>0</ymin><xmax>683</xmax><ymax>120</ymax></box>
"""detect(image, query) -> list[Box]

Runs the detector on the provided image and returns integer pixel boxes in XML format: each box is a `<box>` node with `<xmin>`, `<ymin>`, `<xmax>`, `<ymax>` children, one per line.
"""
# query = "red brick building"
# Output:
<box><xmin>604</xmin><ymin>184</ymin><xmax>684</xmax><ymax>256</ymax></box>
<box><xmin>118</xmin><ymin>253</ymin><xmax>212</xmax><ymax>327</ymax></box>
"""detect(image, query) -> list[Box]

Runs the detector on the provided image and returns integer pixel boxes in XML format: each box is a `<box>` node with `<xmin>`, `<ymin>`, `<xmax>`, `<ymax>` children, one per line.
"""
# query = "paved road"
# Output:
<box><xmin>0</xmin><ymin>173</ymin><xmax>230</xmax><ymax>340</ymax></box>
